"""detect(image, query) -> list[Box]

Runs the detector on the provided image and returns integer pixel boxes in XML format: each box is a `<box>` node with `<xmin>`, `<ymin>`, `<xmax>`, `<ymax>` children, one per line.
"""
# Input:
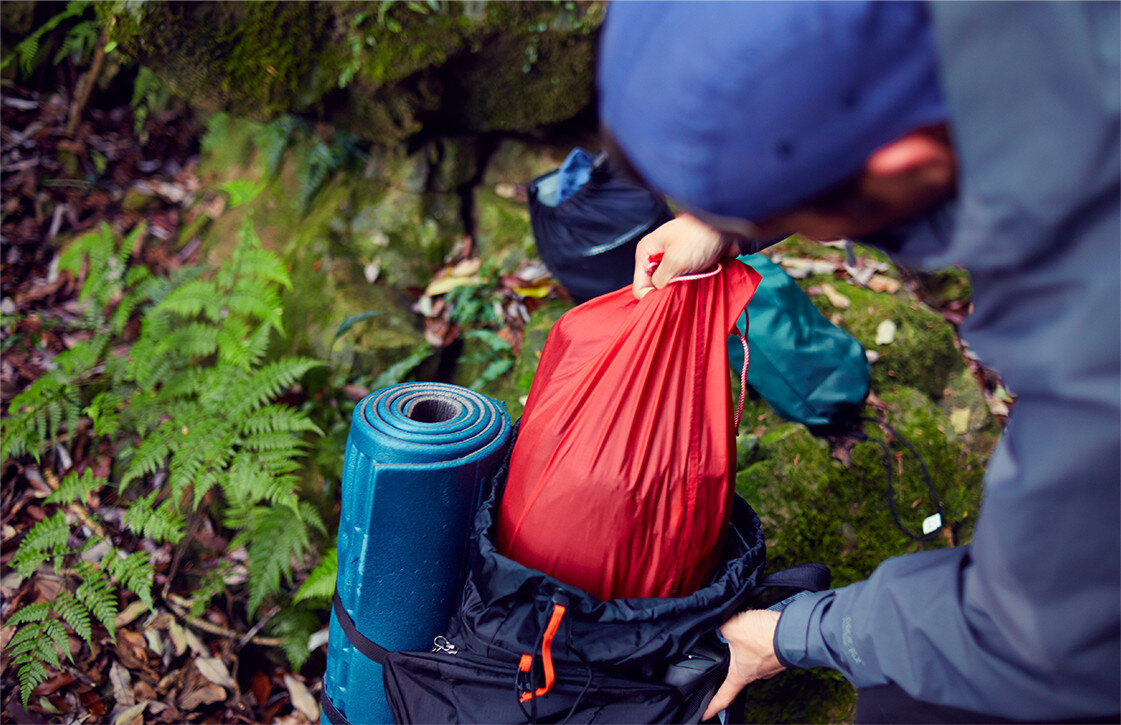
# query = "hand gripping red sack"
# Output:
<box><xmin>496</xmin><ymin>259</ymin><xmax>761</xmax><ymax>600</ymax></box>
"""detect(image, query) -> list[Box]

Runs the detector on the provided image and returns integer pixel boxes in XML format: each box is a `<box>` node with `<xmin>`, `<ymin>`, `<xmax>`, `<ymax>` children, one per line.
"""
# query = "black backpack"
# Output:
<box><xmin>322</xmin><ymin>437</ymin><xmax>830</xmax><ymax>724</ymax></box>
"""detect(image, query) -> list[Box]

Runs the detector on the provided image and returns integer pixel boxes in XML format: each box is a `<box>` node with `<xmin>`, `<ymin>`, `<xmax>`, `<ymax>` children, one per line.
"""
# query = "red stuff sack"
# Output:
<box><xmin>496</xmin><ymin>260</ymin><xmax>761</xmax><ymax>600</ymax></box>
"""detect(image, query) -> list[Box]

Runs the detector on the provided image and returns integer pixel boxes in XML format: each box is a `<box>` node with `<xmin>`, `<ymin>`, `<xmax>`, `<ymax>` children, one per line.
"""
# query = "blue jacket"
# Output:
<box><xmin>774</xmin><ymin>3</ymin><xmax>1120</xmax><ymax>719</ymax></box>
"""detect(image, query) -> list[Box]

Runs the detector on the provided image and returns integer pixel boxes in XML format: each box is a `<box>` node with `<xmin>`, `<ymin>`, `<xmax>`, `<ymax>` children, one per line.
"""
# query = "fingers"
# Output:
<box><xmin>632</xmin><ymin>233</ymin><xmax>664</xmax><ymax>300</ymax></box>
<box><xmin>702</xmin><ymin>671</ymin><xmax>748</xmax><ymax>721</ymax></box>
<box><xmin>700</xmin><ymin>609</ymin><xmax>785</xmax><ymax>720</ymax></box>
<box><xmin>632</xmin><ymin>214</ymin><xmax>738</xmax><ymax>300</ymax></box>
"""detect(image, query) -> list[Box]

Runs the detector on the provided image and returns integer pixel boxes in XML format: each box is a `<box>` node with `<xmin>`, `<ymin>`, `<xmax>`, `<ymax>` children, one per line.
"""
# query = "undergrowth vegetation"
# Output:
<box><xmin>2</xmin><ymin>195</ymin><xmax>329</xmax><ymax>704</ymax></box>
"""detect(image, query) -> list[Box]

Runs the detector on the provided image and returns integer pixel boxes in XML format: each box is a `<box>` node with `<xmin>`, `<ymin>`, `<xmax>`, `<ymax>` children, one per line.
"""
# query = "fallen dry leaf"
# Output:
<box><xmin>178</xmin><ymin>683</ymin><xmax>226</xmax><ymax>711</ymax></box>
<box><xmin>284</xmin><ymin>675</ymin><xmax>319</xmax><ymax>722</ymax></box>
<box><xmin>115</xmin><ymin>600</ymin><xmax>148</xmax><ymax>629</ymax></box>
<box><xmin>195</xmin><ymin>657</ymin><xmax>236</xmax><ymax>690</ymax></box>
<box><xmin>31</xmin><ymin>671</ymin><xmax>75</xmax><ymax>697</ymax></box>
<box><xmin>779</xmin><ymin>257</ymin><xmax>838</xmax><ymax>279</ymax></box>
<box><xmin>182</xmin><ymin>626</ymin><xmax>208</xmax><ymax>657</ymax></box>
<box><xmin>110</xmin><ymin>661</ymin><xmax>134</xmax><ymax>706</ymax></box>
<box><xmin>144</xmin><ymin>629</ymin><xmax>164</xmax><ymax>658</ymax></box>
<box><xmin>867</xmin><ymin>274</ymin><xmax>902</xmax><ymax>294</ymax></box>
<box><xmin>167</xmin><ymin>620</ymin><xmax>187</xmax><ymax>657</ymax></box>
<box><xmin>424</xmin><ymin>273</ymin><xmax>482</xmax><ymax>297</ymax></box>
<box><xmin>950</xmin><ymin>407</ymin><xmax>971</xmax><ymax>434</ymax></box>
<box><xmin>513</xmin><ymin>280</ymin><xmax>554</xmax><ymax>298</ymax></box>
<box><xmin>113</xmin><ymin>701</ymin><xmax>147</xmax><ymax>725</ymax></box>
<box><xmin>875</xmin><ymin>319</ymin><xmax>897</xmax><ymax>345</ymax></box>
<box><xmin>116</xmin><ymin>629</ymin><xmax>150</xmax><ymax>670</ymax></box>
<box><xmin>251</xmin><ymin>671</ymin><xmax>272</xmax><ymax>707</ymax></box>
<box><xmin>820</xmin><ymin>283</ymin><xmax>851</xmax><ymax>309</ymax></box>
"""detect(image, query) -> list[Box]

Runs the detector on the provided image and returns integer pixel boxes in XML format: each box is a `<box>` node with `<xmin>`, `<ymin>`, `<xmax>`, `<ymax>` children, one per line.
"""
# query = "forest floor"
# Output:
<box><xmin>1</xmin><ymin>79</ymin><xmax>331</xmax><ymax>724</ymax></box>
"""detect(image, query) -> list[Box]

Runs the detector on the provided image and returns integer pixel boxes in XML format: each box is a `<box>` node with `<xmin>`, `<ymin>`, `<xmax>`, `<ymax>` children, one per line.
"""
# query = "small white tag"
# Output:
<box><xmin>922</xmin><ymin>513</ymin><xmax>943</xmax><ymax>536</ymax></box>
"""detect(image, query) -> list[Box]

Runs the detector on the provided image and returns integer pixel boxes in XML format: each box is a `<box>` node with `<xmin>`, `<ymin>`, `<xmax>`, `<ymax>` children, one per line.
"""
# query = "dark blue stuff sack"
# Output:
<box><xmin>529</xmin><ymin>148</ymin><xmax>675</xmax><ymax>304</ymax></box>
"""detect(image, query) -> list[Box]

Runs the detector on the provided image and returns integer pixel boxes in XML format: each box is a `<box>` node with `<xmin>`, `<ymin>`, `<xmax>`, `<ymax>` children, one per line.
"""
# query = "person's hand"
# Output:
<box><xmin>633</xmin><ymin>214</ymin><xmax>741</xmax><ymax>299</ymax></box>
<box><xmin>702</xmin><ymin>609</ymin><xmax>785</xmax><ymax>720</ymax></box>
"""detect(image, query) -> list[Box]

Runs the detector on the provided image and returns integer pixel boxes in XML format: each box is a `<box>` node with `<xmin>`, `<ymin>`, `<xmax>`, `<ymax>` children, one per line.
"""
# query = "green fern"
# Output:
<box><xmin>52</xmin><ymin>590</ymin><xmax>93</xmax><ymax>644</ymax></box>
<box><xmin>12</xmin><ymin>512</ymin><xmax>71</xmax><ymax>579</ymax></box>
<box><xmin>4</xmin><ymin>0</ymin><xmax>91</xmax><ymax>77</ymax></box>
<box><xmin>6</xmin><ymin>613</ymin><xmax>71</xmax><ymax>705</ymax></box>
<box><xmin>240</xmin><ymin>501</ymin><xmax>325</xmax><ymax>614</ymax></box>
<box><xmin>122</xmin><ymin>495</ymin><xmax>186</xmax><ymax>544</ymax></box>
<box><xmin>74</xmin><ymin>565</ymin><xmax>119</xmax><ymax>643</ymax></box>
<box><xmin>294</xmin><ymin>547</ymin><xmax>337</xmax><ymax>604</ymax></box>
<box><xmin>3</xmin><ymin>218</ymin><xmax>327</xmax><ymax>686</ymax></box>
<box><xmin>103</xmin><ymin>550</ymin><xmax>155</xmax><ymax>610</ymax></box>
<box><xmin>45</xmin><ymin>469</ymin><xmax>106</xmax><ymax>506</ymax></box>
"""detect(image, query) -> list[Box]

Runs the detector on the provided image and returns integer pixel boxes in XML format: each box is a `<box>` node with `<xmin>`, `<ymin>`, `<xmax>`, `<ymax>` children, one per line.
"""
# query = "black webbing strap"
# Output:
<box><xmin>320</xmin><ymin>688</ymin><xmax>350</xmax><ymax>725</ymax></box>
<box><xmin>332</xmin><ymin>590</ymin><xmax>390</xmax><ymax>665</ymax></box>
<box><xmin>760</xmin><ymin>562</ymin><xmax>832</xmax><ymax>592</ymax></box>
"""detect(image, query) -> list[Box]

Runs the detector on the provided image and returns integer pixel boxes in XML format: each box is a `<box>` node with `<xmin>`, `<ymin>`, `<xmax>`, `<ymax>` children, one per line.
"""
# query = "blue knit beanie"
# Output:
<box><xmin>597</xmin><ymin>1</ymin><xmax>947</xmax><ymax>222</ymax></box>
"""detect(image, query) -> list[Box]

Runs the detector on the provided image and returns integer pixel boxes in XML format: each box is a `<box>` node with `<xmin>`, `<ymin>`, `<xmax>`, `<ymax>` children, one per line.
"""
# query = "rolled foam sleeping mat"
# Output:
<box><xmin>322</xmin><ymin>383</ymin><xmax>511</xmax><ymax>724</ymax></box>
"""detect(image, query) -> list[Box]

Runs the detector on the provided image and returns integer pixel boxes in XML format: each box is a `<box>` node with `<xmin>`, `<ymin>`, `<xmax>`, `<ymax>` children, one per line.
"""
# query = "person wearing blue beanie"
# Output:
<box><xmin>599</xmin><ymin>2</ymin><xmax>1120</xmax><ymax>723</ymax></box>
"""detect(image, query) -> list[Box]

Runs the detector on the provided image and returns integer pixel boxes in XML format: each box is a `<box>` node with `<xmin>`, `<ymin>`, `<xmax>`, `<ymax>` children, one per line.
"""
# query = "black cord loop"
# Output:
<box><xmin>859</xmin><ymin>416</ymin><xmax>947</xmax><ymax>542</ymax></box>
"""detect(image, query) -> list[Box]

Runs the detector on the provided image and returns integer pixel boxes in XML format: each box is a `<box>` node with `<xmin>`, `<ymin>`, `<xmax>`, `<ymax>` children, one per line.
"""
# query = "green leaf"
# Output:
<box><xmin>53</xmin><ymin>591</ymin><xmax>92</xmax><ymax>644</ymax></box>
<box><xmin>221</xmin><ymin>179</ymin><xmax>265</xmax><ymax>208</ymax></box>
<box><xmin>294</xmin><ymin>548</ymin><xmax>336</xmax><ymax>603</ymax></box>
<box><xmin>17</xmin><ymin>655</ymin><xmax>47</xmax><ymax>707</ymax></box>
<box><xmin>371</xmin><ymin>345</ymin><xmax>433</xmax><ymax>389</ymax></box>
<box><xmin>331</xmin><ymin>311</ymin><xmax>380</xmax><ymax>348</ymax></box>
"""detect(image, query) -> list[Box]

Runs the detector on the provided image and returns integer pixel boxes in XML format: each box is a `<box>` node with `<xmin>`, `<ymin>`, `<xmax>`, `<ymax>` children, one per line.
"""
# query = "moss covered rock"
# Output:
<box><xmin>195</xmin><ymin>115</ymin><xmax>448</xmax><ymax>378</ymax></box>
<box><xmin>99</xmin><ymin>0</ymin><xmax>604</xmax><ymax>143</ymax></box>
<box><xmin>805</xmin><ymin>276</ymin><xmax>963</xmax><ymax>400</ymax></box>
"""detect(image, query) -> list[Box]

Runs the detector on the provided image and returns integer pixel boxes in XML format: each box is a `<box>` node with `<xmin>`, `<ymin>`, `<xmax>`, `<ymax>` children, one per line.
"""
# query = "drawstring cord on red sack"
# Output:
<box><xmin>731</xmin><ymin>326</ymin><xmax>748</xmax><ymax>430</ymax></box>
<box><xmin>651</xmin><ymin>254</ymin><xmax>750</xmax><ymax>429</ymax></box>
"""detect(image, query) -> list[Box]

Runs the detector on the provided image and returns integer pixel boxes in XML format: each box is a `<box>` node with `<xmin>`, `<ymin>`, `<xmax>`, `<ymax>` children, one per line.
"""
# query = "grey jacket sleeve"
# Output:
<box><xmin>774</xmin><ymin>2</ymin><xmax>1120</xmax><ymax>720</ymax></box>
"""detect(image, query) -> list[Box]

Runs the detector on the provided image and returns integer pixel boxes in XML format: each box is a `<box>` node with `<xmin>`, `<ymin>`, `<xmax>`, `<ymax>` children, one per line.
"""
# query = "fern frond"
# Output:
<box><xmin>240</xmin><ymin>405</ymin><xmax>323</xmax><ymax>436</ymax></box>
<box><xmin>220</xmin><ymin>459</ymin><xmax>296</xmax><ymax>510</ymax></box>
<box><xmin>242</xmin><ymin>431</ymin><xmax>307</xmax><ymax>453</ymax></box>
<box><xmin>252</xmin><ymin>449</ymin><xmax>304</xmax><ymax>475</ymax></box>
<box><xmin>265</xmin><ymin>606</ymin><xmax>321</xmax><ymax>671</ymax></box>
<box><xmin>215</xmin><ymin>315</ymin><xmax>253</xmax><ymax>368</ymax></box>
<box><xmin>225</xmin><ymin>282</ymin><xmax>283</xmax><ymax>332</ymax></box>
<box><xmin>157</xmin><ymin>322</ymin><xmax>220</xmax><ymax>359</ymax></box>
<box><xmin>299</xmin><ymin>500</ymin><xmax>327</xmax><ymax>537</ymax></box>
<box><xmin>104</xmin><ymin>550</ymin><xmax>154</xmax><ymax>610</ymax></box>
<box><xmin>122</xmin><ymin>421</ymin><xmax>175</xmax><ymax>487</ymax></box>
<box><xmin>191</xmin><ymin>469</ymin><xmax>221</xmax><ymax>510</ymax></box>
<box><xmin>15</xmin><ymin>653</ymin><xmax>48</xmax><ymax>707</ymax></box>
<box><xmin>52</xmin><ymin>591</ymin><xmax>92</xmax><ymax>644</ymax></box>
<box><xmin>294</xmin><ymin>547</ymin><xmax>337</xmax><ymax>603</ymax></box>
<box><xmin>232</xmin><ymin>244</ymin><xmax>292</xmax><ymax>290</ymax></box>
<box><xmin>75</xmin><ymin>573</ymin><xmax>118</xmax><ymax>643</ymax></box>
<box><xmin>242</xmin><ymin>505</ymin><xmax>312</xmax><ymax>614</ymax></box>
<box><xmin>83</xmin><ymin>391</ymin><xmax>123</xmax><ymax>437</ymax></box>
<box><xmin>12</xmin><ymin>512</ymin><xmax>70</xmax><ymax>579</ymax></box>
<box><xmin>155</xmin><ymin>278</ymin><xmax>222</xmax><ymax>321</ymax></box>
<box><xmin>45</xmin><ymin>469</ymin><xmax>107</xmax><ymax>505</ymax></box>
<box><xmin>41</xmin><ymin>618</ymin><xmax>71</xmax><ymax>663</ymax></box>
<box><xmin>4</xmin><ymin>601</ymin><xmax>52</xmax><ymax>627</ymax></box>
<box><xmin>123</xmin><ymin>495</ymin><xmax>185</xmax><ymax>544</ymax></box>
<box><xmin>229</xmin><ymin>358</ymin><xmax>321</xmax><ymax>417</ymax></box>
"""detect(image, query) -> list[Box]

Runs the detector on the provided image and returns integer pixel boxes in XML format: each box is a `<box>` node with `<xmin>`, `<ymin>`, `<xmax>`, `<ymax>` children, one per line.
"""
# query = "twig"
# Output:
<box><xmin>161</xmin><ymin>508</ymin><xmax>206</xmax><ymax>601</ymax></box>
<box><xmin>66</xmin><ymin>30</ymin><xmax>108</xmax><ymax>137</ymax></box>
<box><xmin>236</xmin><ymin>605</ymin><xmax>280</xmax><ymax>651</ymax></box>
<box><xmin>165</xmin><ymin>594</ymin><xmax>283</xmax><ymax>647</ymax></box>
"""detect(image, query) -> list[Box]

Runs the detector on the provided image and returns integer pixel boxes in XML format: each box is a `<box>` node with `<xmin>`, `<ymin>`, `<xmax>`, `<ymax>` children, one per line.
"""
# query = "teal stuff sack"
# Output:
<box><xmin>728</xmin><ymin>254</ymin><xmax>870</xmax><ymax>434</ymax></box>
